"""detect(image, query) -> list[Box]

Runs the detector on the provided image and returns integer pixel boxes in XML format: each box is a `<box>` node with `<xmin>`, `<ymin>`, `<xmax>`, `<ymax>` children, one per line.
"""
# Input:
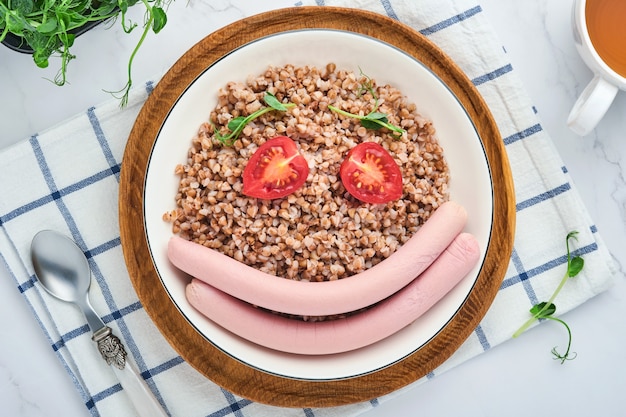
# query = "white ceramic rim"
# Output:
<box><xmin>143</xmin><ymin>29</ymin><xmax>494</xmax><ymax>381</ymax></box>
<box><xmin>574</xmin><ymin>0</ymin><xmax>626</xmax><ymax>88</ymax></box>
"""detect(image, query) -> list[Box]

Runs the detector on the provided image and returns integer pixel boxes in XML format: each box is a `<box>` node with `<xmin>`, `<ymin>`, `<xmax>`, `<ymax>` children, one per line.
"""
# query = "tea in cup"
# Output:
<box><xmin>567</xmin><ymin>0</ymin><xmax>626</xmax><ymax>135</ymax></box>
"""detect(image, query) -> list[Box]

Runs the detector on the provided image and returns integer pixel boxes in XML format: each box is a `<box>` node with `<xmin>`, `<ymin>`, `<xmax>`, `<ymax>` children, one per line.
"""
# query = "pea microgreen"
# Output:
<box><xmin>0</xmin><ymin>0</ymin><xmax>171</xmax><ymax>107</ymax></box>
<box><xmin>214</xmin><ymin>92</ymin><xmax>295</xmax><ymax>146</ymax></box>
<box><xmin>512</xmin><ymin>231</ymin><xmax>585</xmax><ymax>363</ymax></box>
<box><xmin>328</xmin><ymin>69</ymin><xmax>405</xmax><ymax>138</ymax></box>
<box><xmin>109</xmin><ymin>0</ymin><xmax>170</xmax><ymax>107</ymax></box>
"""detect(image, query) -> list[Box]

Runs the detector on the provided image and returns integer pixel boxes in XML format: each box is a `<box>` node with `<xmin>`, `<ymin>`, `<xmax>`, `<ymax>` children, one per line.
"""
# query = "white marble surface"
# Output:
<box><xmin>1</xmin><ymin>1</ymin><xmax>625</xmax><ymax>416</ymax></box>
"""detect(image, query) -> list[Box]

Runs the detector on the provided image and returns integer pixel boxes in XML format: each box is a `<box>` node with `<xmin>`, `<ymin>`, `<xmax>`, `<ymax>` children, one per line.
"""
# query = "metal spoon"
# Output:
<box><xmin>31</xmin><ymin>230</ymin><xmax>169</xmax><ymax>417</ymax></box>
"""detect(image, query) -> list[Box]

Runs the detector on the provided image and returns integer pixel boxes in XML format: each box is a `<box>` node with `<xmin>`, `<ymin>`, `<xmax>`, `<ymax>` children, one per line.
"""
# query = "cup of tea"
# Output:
<box><xmin>567</xmin><ymin>0</ymin><xmax>626</xmax><ymax>135</ymax></box>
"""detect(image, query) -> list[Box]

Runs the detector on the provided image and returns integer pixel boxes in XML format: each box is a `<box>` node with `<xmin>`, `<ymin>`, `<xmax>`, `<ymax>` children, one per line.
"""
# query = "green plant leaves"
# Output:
<box><xmin>10</xmin><ymin>0</ymin><xmax>33</xmax><ymax>14</ymax></box>
<box><xmin>4</xmin><ymin>10</ymin><xmax>26</xmax><ymax>33</ymax></box>
<box><xmin>60</xmin><ymin>32</ymin><xmax>75</xmax><ymax>47</ymax></box>
<box><xmin>529</xmin><ymin>301</ymin><xmax>556</xmax><ymax>318</ymax></box>
<box><xmin>1</xmin><ymin>0</ymin><xmax>171</xmax><ymax>106</ymax></box>
<box><xmin>152</xmin><ymin>6</ymin><xmax>166</xmax><ymax>33</ymax></box>
<box><xmin>568</xmin><ymin>256</ymin><xmax>584</xmax><ymax>277</ymax></box>
<box><xmin>214</xmin><ymin>92</ymin><xmax>295</xmax><ymax>145</ymax></box>
<box><xmin>565</xmin><ymin>231</ymin><xmax>584</xmax><ymax>277</ymax></box>
<box><xmin>327</xmin><ymin>70</ymin><xmax>405</xmax><ymax>137</ymax></box>
<box><xmin>227</xmin><ymin>117</ymin><xmax>247</xmax><ymax>132</ymax></box>
<box><xmin>264</xmin><ymin>92</ymin><xmax>290</xmax><ymax>111</ymax></box>
<box><xmin>36</xmin><ymin>16</ymin><xmax>58</xmax><ymax>34</ymax></box>
<box><xmin>512</xmin><ymin>231</ymin><xmax>585</xmax><ymax>363</ymax></box>
<box><xmin>33</xmin><ymin>50</ymin><xmax>50</xmax><ymax>68</ymax></box>
<box><xmin>118</xmin><ymin>0</ymin><xmax>130</xmax><ymax>14</ymax></box>
<box><xmin>360</xmin><ymin>112</ymin><xmax>389</xmax><ymax>130</ymax></box>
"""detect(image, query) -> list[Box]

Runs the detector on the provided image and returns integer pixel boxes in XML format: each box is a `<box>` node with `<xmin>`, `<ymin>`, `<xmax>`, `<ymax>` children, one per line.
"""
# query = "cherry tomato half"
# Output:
<box><xmin>242</xmin><ymin>136</ymin><xmax>309</xmax><ymax>199</ymax></box>
<box><xmin>339</xmin><ymin>142</ymin><xmax>403</xmax><ymax>204</ymax></box>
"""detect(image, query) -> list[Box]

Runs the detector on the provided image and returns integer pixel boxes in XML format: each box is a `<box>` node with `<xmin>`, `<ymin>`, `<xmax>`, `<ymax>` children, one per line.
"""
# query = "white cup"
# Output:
<box><xmin>567</xmin><ymin>0</ymin><xmax>626</xmax><ymax>136</ymax></box>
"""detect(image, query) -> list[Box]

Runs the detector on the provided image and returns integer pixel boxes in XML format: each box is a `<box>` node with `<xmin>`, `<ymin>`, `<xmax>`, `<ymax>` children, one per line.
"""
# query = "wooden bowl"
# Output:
<box><xmin>119</xmin><ymin>6</ymin><xmax>515</xmax><ymax>407</ymax></box>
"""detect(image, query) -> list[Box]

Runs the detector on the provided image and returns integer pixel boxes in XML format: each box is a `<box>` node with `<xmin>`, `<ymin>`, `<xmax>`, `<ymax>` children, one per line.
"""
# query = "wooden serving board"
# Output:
<box><xmin>119</xmin><ymin>6</ymin><xmax>515</xmax><ymax>408</ymax></box>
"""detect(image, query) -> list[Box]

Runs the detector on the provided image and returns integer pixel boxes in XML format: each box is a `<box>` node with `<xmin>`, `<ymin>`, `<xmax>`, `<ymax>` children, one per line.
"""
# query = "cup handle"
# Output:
<box><xmin>567</xmin><ymin>75</ymin><xmax>619</xmax><ymax>135</ymax></box>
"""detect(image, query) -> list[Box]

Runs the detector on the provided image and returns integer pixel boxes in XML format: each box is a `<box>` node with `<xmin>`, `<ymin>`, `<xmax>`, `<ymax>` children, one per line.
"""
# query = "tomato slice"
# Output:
<box><xmin>340</xmin><ymin>142</ymin><xmax>403</xmax><ymax>204</ymax></box>
<box><xmin>242</xmin><ymin>136</ymin><xmax>309</xmax><ymax>199</ymax></box>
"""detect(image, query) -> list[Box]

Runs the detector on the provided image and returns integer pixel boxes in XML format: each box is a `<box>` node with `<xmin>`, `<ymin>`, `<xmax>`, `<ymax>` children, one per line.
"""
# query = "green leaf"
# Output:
<box><xmin>360</xmin><ymin>119</ymin><xmax>384</xmax><ymax>130</ymax></box>
<box><xmin>264</xmin><ymin>92</ymin><xmax>288</xmax><ymax>111</ymax></box>
<box><xmin>32</xmin><ymin>52</ymin><xmax>50</xmax><ymax>68</ymax></box>
<box><xmin>214</xmin><ymin>94</ymin><xmax>294</xmax><ymax>145</ymax></box>
<box><xmin>327</xmin><ymin>69</ymin><xmax>405</xmax><ymax>137</ymax></box>
<box><xmin>118</xmin><ymin>0</ymin><xmax>130</xmax><ymax>14</ymax></box>
<box><xmin>568</xmin><ymin>256</ymin><xmax>584</xmax><ymax>277</ymax></box>
<box><xmin>530</xmin><ymin>301</ymin><xmax>556</xmax><ymax>318</ymax></box>
<box><xmin>72</xmin><ymin>0</ymin><xmax>92</xmax><ymax>13</ymax></box>
<box><xmin>11</xmin><ymin>0</ymin><xmax>34</xmax><ymax>14</ymax></box>
<box><xmin>151</xmin><ymin>6</ymin><xmax>166</xmax><ymax>33</ymax></box>
<box><xmin>55</xmin><ymin>11</ymin><xmax>71</xmax><ymax>30</ymax></box>
<box><xmin>512</xmin><ymin>230</ymin><xmax>583</xmax><ymax>363</ymax></box>
<box><xmin>36</xmin><ymin>17</ymin><xmax>58</xmax><ymax>34</ymax></box>
<box><xmin>366</xmin><ymin>112</ymin><xmax>389</xmax><ymax>121</ymax></box>
<box><xmin>59</xmin><ymin>32</ymin><xmax>75</xmax><ymax>47</ymax></box>
<box><xmin>5</xmin><ymin>12</ymin><xmax>25</xmax><ymax>33</ymax></box>
<box><xmin>227</xmin><ymin>116</ymin><xmax>247</xmax><ymax>132</ymax></box>
<box><xmin>93</xmin><ymin>1</ymin><xmax>119</xmax><ymax>15</ymax></box>
<box><xmin>64</xmin><ymin>11</ymin><xmax>89</xmax><ymax>29</ymax></box>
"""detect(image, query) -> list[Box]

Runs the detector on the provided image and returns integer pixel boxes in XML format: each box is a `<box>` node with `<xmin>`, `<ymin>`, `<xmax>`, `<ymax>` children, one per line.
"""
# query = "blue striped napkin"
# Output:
<box><xmin>0</xmin><ymin>0</ymin><xmax>617</xmax><ymax>416</ymax></box>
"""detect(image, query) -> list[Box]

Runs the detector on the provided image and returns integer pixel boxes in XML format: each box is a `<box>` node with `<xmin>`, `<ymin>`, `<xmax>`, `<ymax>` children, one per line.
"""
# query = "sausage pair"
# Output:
<box><xmin>168</xmin><ymin>201</ymin><xmax>480</xmax><ymax>355</ymax></box>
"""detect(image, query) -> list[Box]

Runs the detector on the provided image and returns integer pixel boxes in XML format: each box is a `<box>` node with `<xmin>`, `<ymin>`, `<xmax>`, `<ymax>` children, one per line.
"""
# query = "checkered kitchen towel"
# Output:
<box><xmin>0</xmin><ymin>0</ymin><xmax>617</xmax><ymax>416</ymax></box>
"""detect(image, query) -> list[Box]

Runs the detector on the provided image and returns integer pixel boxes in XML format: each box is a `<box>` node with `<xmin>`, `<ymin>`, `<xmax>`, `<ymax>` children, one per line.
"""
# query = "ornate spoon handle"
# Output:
<box><xmin>92</xmin><ymin>326</ymin><xmax>169</xmax><ymax>417</ymax></box>
<box><xmin>92</xmin><ymin>326</ymin><xmax>127</xmax><ymax>369</ymax></box>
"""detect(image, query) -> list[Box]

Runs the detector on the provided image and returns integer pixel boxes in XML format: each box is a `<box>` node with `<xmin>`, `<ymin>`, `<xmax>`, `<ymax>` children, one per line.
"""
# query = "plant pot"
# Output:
<box><xmin>1</xmin><ymin>19</ymin><xmax>108</xmax><ymax>54</ymax></box>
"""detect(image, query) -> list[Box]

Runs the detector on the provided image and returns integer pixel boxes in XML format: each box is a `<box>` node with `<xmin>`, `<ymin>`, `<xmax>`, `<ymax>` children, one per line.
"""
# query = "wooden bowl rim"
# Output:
<box><xmin>119</xmin><ymin>6</ymin><xmax>516</xmax><ymax>408</ymax></box>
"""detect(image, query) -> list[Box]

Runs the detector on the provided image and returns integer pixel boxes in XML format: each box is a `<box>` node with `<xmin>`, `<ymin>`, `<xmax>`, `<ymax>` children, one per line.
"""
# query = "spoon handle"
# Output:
<box><xmin>92</xmin><ymin>326</ymin><xmax>169</xmax><ymax>417</ymax></box>
<box><xmin>111</xmin><ymin>359</ymin><xmax>170</xmax><ymax>417</ymax></box>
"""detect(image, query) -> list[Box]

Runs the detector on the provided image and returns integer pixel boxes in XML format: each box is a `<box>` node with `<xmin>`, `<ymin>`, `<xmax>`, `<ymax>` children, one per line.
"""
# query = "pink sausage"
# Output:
<box><xmin>186</xmin><ymin>232</ymin><xmax>480</xmax><ymax>355</ymax></box>
<box><xmin>169</xmin><ymin>201</ymin><xmax>467</xmax><ymax>316</ymax></box>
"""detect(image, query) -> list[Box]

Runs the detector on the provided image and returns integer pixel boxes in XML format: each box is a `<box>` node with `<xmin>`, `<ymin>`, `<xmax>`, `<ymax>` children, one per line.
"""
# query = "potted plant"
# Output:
<box><xmin>0</xmin><ymin>0</ymin><xmax>169</xmax><ymax>106</ymax></box>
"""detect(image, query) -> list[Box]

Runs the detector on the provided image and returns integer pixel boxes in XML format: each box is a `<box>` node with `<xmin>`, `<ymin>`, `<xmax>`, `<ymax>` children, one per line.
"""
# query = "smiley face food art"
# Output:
<box><xmin>164</xmin><ymin>63</ymin><xmax>450</xmax><ymax>286</ymax></box>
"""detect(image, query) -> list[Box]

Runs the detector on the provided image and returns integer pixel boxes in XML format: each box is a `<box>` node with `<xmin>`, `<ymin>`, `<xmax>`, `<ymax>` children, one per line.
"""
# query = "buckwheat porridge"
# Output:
<box><xmin>163</xmin><ymin>63</ymin><xmax>449</xmax><ymax>283</ymax></box>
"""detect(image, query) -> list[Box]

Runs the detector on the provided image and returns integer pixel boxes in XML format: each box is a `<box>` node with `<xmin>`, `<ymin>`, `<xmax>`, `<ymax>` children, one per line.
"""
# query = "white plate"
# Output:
<box><xmin>143</xmin><ymin>29</ymin><xmax>492</xmax><ymax>380</ymax></box>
